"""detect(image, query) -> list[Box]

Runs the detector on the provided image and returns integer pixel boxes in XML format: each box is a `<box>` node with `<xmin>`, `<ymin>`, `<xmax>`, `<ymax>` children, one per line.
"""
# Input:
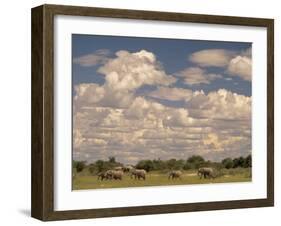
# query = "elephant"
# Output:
<box><xmin>97</xmin><ymin>172</ymin><xmax>106</xmax><ymax>180</ymax></box>
<box><xmin>114</xmin><ymin>166</ymin><xmax>123</xmax><ymax>171</ymax></box>
<box><xmin>122</xmin><ymin>165</ymin><xmax>134</xmax><ymax>173</ymax></box>
<box><xmin>198</xmin><ymin>167</ymin><xmax>215</xmax><ymax>179</ymax></box>
<box><xmin>97</xmin><ymin>171</ymin><xmax>112</xmax><ymax>181</ymax></box>
<box><xmin>131</xmin><ymin>169</ymin><xmax>146</xmax><ymax>180</ymax></box>
<box><xmin>108</xmin><ymin>170</ymin><xmax>124</xmax><ymax>180</ymax></box>
<box><xmin>168</xmin><ymin>170</ymin><xmax>182</xmax><ymax>180</ymax></box>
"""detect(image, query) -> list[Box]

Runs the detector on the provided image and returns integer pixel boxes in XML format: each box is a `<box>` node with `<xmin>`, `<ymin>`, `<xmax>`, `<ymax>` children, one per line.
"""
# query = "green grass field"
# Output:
<box><xmin>73</xmin><ymin>168</ymin><xmax>251</xmax><ymax>190</ymax></box>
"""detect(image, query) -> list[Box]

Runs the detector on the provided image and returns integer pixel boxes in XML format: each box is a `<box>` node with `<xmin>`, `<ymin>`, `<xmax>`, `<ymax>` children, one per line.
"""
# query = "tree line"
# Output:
<box><xmin>73</xmin><ymin>154</ymin><xmax>251</xmax><ymax>174</ymax></box>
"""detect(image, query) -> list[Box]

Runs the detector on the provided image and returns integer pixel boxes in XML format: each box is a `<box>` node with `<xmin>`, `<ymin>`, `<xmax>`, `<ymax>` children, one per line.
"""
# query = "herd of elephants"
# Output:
<box><xmin>97</xmin><ymin>165</ymin><xmax>215</xmax><ymax>181</ymax></box>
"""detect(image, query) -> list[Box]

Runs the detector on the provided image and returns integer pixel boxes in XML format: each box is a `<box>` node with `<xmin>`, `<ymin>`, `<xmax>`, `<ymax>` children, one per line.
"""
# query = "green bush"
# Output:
<box><xmin>74</xmin><ymin>161</ymin><xmax>86</xmax><ymax>173</ymax></box>
<box><xmin>136</xmin><ymin>160</ymin><xmax>154</xmax><ymax>172</ymax></box>
<box><xmin>222</xmin><ymin>158</ymin><xmax>234</xmax><ymax>169</ymax></box>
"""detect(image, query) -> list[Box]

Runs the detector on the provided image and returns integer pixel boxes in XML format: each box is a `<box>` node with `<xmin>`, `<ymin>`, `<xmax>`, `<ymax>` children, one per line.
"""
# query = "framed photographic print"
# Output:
<box><xmin>31</xmin><ymin>4</ymin><xmax>274</xmax><ymax>221</ymax></box>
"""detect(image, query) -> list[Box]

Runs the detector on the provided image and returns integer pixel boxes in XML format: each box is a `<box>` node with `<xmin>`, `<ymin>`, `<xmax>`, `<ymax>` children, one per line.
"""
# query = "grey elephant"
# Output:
<box><xmin>97</xmin><ymin>170</ymin><xmax>113</xmax><ymax>180</ymax></box>
<box><xmin>131</xmin><ymin>169</ymin><xmax>146</xmax><ymax>180</ymax></box>
<box><xmin>114</xmin><ymin>166</ymin><xmax>123</xmax><ymax>171</ymax></box>
<box><xmin>168</xmin><ymin>170</ymin><xmax>182</xmax><ymax>180</ymax></box>
<box><xmin>122</xmin><ymin>165</ymin><xmax>134</xmax><ymax>173</ymax></box>
<box><xmin>108</xmin><ymin>170</ymin><xmax>124</xmax><ymax>180</ymax></box>
<box><xmin>97</xmin><ymin>171</ymin><xmax>108</xmax><ymax>181</ymax></box>
<box><xmin>198</xmin><ymin>167</ymin><xmax>215</xmax><ymax>179</ymax></box>
<box><xmin>101</xmin><ymin>170</ymin><xmax>114</xmax><ymax>180</ymax></box>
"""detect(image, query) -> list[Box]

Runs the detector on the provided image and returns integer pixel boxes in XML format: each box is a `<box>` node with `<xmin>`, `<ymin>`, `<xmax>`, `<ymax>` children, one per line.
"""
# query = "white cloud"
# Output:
<box><xmin>98</xmin><ymin>50</ymin><xmax>176</xmax><ymax>91</ymax></box>
<box><xmin>189</xmin><ymin>49</ymin><xmax>233</xmax><ymax>67</ymax></box>
<box><xmin>74</xmin><ymin>83</ymin><xmax>105</xmax><ymax>105</ymax></box>
<box><xmin>188</xmin><ymin>48</ymin><xmax>252</xmax><ymax>82</ymax></box>
<box><xmin>187</xmin><ymin>89</ymin><xmax>251</xmax><ymax>121</ymax></box>
<box><xmin>163</xmin><ymin>108</ymin><xmax>191</xmax><ymax>127</ymax></box>
<box><xmin>147</xmin><ymin>87</ymin><xmax>193</xmax><ymax>101</ymax></box>
<box><xmin>73</xmin><ymin>49</ymin><xmax>111</xmax><ymax>67</ymax></box>
<box><xmin>124</xmin><ymin>97</ymin><xmax>155</xmax><ymax>119</ymax></box>
<box><xmin>227</xmin><ymin>56</ymin><xmax>252</xmax><ymax>81</ymax></box>
<box><xmin>202</xmin><ymin>133</ymin><xmax>249</xmax><ymax>153</ymax></box>
<box><xmin>176</xmin><ymin>67</ymin><xmax>222</xmax><ymax>85</ymax></box>
<box><xmin>74</xmin><ymin>86</ymin><xmax>251</xmax><ymax>163</ymax></box>
<box><xmin>74</xmin><ymin>50</ymin><xmax>177</xmax><ymax>108</ymax></box>
<box><xmin>74</xmin><ymin>83</ymin><xmax>134</xmax><ymax>109</ymax></box>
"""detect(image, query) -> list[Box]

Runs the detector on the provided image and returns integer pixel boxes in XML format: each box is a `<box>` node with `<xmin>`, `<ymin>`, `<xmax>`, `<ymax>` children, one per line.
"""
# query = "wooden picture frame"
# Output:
<box><xmin>31</xmin><ymin>4</ymin><xmax>274</xmax><ymax>221</ymax></box>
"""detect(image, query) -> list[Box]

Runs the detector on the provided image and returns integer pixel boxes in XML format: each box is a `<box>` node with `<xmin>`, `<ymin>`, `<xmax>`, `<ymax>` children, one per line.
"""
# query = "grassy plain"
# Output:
<box><xmin>73</xmin><ymin>168</ymin><xmax>251</xmax><ymax>190</ymax></box>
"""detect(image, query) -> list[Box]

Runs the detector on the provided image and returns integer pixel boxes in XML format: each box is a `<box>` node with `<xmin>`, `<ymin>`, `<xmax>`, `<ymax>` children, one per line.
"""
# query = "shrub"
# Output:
<box><xmin>74</xmin><ymin>161</ymin><xmax>86</xmax><ymax>173</ymax></box>
<box><xmin>222</xmin><ymin>158</ymin><xmax>234</xmax><ymax>169</ymax></box>
<box><xmin>186</xmin><ymin>155</ymin><xmax>205</xmax><ymax>169</ymax></box>
<box><xmin>136</xmin><ymin>160</ymin><xmax>154</xmax><ymax>172</ymax></box>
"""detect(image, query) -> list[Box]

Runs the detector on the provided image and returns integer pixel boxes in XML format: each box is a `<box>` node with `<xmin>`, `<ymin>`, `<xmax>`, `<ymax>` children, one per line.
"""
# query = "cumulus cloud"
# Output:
<box><xmin>74</xmin><ymin>50</ymin><xmax>176</xmax><ymax>109</ymax></box>
<box><xmin>189</xmin><ymin>49</ymin><xmax>233</xmax><ymax>67</ymax></box>
<box><xmin>176</xmin><ymin>67</ymin><xmax>222</xmax><ymax>85</ymax></box>
<box><xmin>188</xmin><ymin>48</ymin><xmax>252</xmax><ymax>82</ymax></box>
<box><xmin>202</xmin><ymin>133</ymin><xmax>250</xmax><ymax>153</ymax></box>
<box><xmin>74</xmin><ymin>87</ymin><xmax>251</xmax><ymax>163</ymax></box>
<box><xmin>187</xmin><ymin>89</ymin><xmax>251</xmax><ymax>120</ymax></box>
<box><xmin>73</xmin><ymin>49</ymin><xmax>111</xmax><ymax>67</ymax></box>
<box><xmin>227</xmin><ymin>56</ymin><xmax>252</xmax><ymax>81</ymax></box>
<box><xmin>98</xmin><ymin>50</ymin><xmax>176</xmax><ymax>91</ymax></box>
<box><xmin>147</xmin><ymin>87</ymin><xmax>193</xmax><ymax>101</ymax></box>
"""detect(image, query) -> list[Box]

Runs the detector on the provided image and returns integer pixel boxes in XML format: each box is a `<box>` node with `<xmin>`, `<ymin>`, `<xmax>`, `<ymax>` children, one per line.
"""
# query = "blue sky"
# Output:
<box><xmin>72</xmin><ymin>34</ymin><xmax>251</xmax><ymax>96</ymax></box>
